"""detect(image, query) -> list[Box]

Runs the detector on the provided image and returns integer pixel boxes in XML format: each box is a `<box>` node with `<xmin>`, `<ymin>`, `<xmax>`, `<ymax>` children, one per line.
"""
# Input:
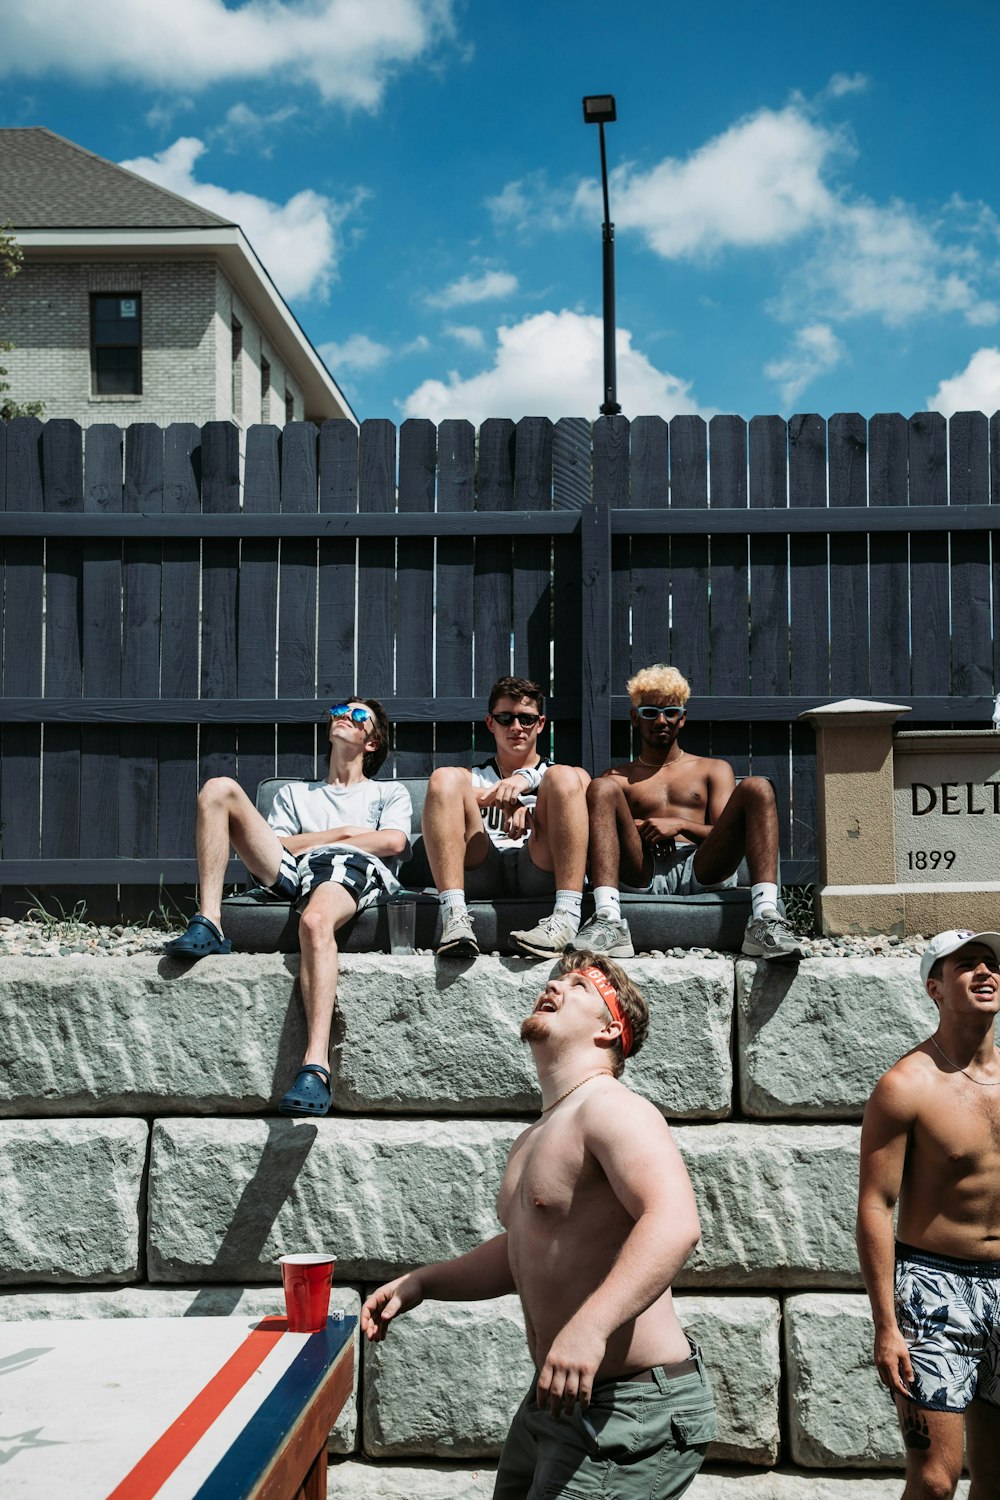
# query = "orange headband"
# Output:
<box><xmin>580</xmin><ymin>965</ymin><xmax>633</xmax><ymax>1059</ymax></box>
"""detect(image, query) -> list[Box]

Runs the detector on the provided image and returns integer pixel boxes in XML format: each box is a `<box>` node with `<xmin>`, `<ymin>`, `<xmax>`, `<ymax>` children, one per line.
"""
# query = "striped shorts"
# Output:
<box><xmin>261</xmin><ymin>846</ymin><xmax>384</xmax><ymax>913</ymax></box>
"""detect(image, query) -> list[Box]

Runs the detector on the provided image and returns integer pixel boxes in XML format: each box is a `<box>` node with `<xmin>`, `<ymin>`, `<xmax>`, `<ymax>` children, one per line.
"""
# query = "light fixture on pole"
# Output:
<box><xmin>582</xmin><ymin>93</ymin><xmax>621</xmax><ymax>417</ymax></box>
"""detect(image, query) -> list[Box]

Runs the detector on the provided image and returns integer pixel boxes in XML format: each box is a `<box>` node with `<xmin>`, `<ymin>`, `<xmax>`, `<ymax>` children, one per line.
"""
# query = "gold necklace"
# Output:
<box><xmin>928</xmin><ymin>1034</ymin><xmax>1000</xmax><ymax>1086</ymax></box>
<box><xmin>541</xmin><ymin>1071</ymin><xmax>614</xmax><ymax>1113</ymax></box>
<box><xmin>637</xmin><ymin>749</ymin><xmax>684</xmax><ymax>769</ymax></box>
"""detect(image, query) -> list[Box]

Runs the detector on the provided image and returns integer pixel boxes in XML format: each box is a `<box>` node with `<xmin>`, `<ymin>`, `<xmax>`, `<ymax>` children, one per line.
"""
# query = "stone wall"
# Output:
<box><xmin>0</xmin><ymin>953</ymin><xmax>949</xmax><ymax>1496</ymax></box>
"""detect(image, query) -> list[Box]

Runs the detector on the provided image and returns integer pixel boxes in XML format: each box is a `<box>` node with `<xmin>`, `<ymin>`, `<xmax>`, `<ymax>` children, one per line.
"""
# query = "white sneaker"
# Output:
<box><xmin>511</xmin><ymin>911</ymin><xmax>580</xmax><ymax>959</ymax></box>
<box><xmin>570</xmin><ymin>914</ymin><xmax>635</xmax><ymax>959</ymax></box>
<box><xmin>741</xmin><ymin>913</ymin><xmax>804</xmax><ymax>961</ymax></box>
<box><xmin>437</xmin><ymin>908</ymin><xmax>479</xmax><ymax>958</ymax></box>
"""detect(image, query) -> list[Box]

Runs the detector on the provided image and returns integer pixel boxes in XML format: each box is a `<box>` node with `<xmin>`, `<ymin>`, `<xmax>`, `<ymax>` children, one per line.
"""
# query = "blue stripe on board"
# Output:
<box><xmin>191</xmin><ymin>1316</ymin><xmax>355</xmax><ymax>1500</ymax></box>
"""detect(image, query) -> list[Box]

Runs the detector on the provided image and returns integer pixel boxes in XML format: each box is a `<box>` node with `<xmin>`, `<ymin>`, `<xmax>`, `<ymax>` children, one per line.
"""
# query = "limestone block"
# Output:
<box><xmin>0</xmin><ymin>1120</ymin><xmax>147</xmax><ymax>1284</ymax></box>
<box><xmin>737</xmin><ymin>957</ymin><xmax>930</xmax><ymax>1118</ymax></box>
<box><xmin>335</xmin><ymin>955</ymin><xmax>733</xmax><ymax>1120</ymax></box>
<box><xmin>363</xmin><ymin>1296</ymin><xmax>533</xmax><ymax>1458</ymax></box>
<box><xmin>689</xmin><ymin>1476</ymin><xmax>968</xmax><ymax>1498</ymax></box>
<box><xmin>785</xmin><ymin>1296</ymin><xmax>902</xmax><ymax>1469</ymax></box>
<box><xmin>674</xmin><ymin>1125</ymin><xmax>861</xmax><ymax>1288</ymax></box>
<box><xmin>677</xmin><ymin>1297</ymin><xmax>780</xmax><ymax>1463</ymax></box>
<box><xmin>148</xmin><ymin>1118</ymin><xmax>521</xmax><ymax>1282</ymax></box>
<box><xmin>0</xmin><ymin>955</ymin><xmax>295</xmax><ymax>1115</ymax></box>
<box><xmin>0</xmin><ymin>1284</ymin><xmax>362</xmax><ymax>1453</ymax></box>
<box><xmin>0</xmin><ymin>954</ymin><xmax>731</xmax><ymax>1119</ymax></box>
<box><xmin>328</xmin><ymin>1463</ymin><xmax>497</xmax><ymax>1500</ymax></box>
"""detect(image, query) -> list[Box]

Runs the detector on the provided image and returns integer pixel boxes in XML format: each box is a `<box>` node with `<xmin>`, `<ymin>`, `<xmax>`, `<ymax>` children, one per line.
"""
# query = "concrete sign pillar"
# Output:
<box><xmin>803</xmin><ymin>700</ymin><xmax>1000</xmax><ymax>936</ymax></box>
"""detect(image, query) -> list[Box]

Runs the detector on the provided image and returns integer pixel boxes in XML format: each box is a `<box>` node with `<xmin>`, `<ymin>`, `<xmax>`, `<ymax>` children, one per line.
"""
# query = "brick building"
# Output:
<box><xmin>0</xmin><ymin>127</ymin><xmax>355</xmax><ymax>431</ymax></box>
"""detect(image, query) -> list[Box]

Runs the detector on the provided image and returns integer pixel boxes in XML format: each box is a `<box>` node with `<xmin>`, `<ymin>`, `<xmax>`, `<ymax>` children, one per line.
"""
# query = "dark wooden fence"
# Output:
<box><xmin>1</xmin><ymin>410</ymin><xmax>998</xmax><ymax>913</ymax></box>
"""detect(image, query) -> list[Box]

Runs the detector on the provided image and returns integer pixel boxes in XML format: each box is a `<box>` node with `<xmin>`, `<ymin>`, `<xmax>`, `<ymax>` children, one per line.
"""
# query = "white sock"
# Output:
<box><xmin>440</xmin><ymin>889</ymin><xmax>467</xmax><ymax>918</ymax></box>
<box><xmin>553</xmin><ymin>890</ymin><xmax>582</xmax><ymax>927</ymax></box>
<box><xmin>593</xmin><ymin>886</ymin><xmax>621</xmax><ymax>921</ymax></box>
<box><xmin>751</xmin><ymin>882</ymin><xmax>779</xmax><ymax>920</ymax></box>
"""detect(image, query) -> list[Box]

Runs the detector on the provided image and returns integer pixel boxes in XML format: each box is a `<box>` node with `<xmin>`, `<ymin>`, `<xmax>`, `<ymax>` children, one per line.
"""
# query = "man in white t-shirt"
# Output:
<box><xmin>421</xmin><ymin>675</ymin><xmax>589</xmax><ymax>959</ymax></box>
<box><xmin>165</xmin><ymin>698</ymin><xmax>412</xmax><ymax>1117</ymax></box>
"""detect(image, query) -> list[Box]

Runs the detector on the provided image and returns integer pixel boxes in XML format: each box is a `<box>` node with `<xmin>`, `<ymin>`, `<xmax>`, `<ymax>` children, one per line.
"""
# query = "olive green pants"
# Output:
<box><xmin>493</xmin><ymin>1343</ymin><xmax>717</xmax><ymax>1500</ymax></box>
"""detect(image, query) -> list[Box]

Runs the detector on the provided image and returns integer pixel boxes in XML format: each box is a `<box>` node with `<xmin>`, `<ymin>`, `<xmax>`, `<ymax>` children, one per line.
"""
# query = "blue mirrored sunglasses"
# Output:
<box><xmin>635</xmin><ymin>705</ymin><xmax>685</xmax><ymax>721</ymax></box>
<box><xmin>329</xmin><ymin>704</ymin><xmax>370</xmax><ymax>725</ymax></box>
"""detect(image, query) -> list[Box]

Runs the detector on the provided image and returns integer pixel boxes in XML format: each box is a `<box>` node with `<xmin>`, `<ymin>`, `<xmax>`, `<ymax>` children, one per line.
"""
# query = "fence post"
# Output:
<box><xmin>580</xmin><ymin>498</ymin><xmax>612</xmax><ymax>774</ymax></box>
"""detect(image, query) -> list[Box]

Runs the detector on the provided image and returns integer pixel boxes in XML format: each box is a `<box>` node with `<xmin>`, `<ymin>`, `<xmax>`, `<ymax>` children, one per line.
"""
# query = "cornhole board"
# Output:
<box><xmin>0</xmin><ymin>1313</ymin><xmax>355</xmax><ymax>1499</ymax></box>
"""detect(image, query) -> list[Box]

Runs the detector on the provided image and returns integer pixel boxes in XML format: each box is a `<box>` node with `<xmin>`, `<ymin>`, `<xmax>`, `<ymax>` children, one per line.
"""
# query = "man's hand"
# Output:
<box><xmin>873</xmin><ymin>1322</ymin><xmax>914</xmax><ymax>1399</ymax></box>
<box><xmin>477</xmin><ymin>777</ymin><xmax>527</xmax><ymax>814</ymax></box>
<box><xmin>635</xmin><ymin>816</ymin><xmax>686</xmax><ymax>849</ymax></box>
<box><xmin>360</xmin><ymin>1272</ymin><xmax>424</xmax><ymax>1343</ymax></box>
<box><xmin>536</xmin><ymin>1318</ymin><xmax>608</xmax><ymax>1414</ymax></box>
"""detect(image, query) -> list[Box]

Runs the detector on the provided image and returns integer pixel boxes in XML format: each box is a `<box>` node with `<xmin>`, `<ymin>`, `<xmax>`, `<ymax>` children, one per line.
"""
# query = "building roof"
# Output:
<box><xmin>0</xmin><ymin>127</ymin><xmax>234</xmax><ymax>231</ymax></box>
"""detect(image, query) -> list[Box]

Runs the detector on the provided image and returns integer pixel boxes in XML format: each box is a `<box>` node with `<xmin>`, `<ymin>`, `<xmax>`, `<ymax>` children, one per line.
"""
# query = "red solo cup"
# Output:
<box><xmin>279</xmin><ymin>1253</ymin><xmax>335</xmax><ymax>1332</ymax></box>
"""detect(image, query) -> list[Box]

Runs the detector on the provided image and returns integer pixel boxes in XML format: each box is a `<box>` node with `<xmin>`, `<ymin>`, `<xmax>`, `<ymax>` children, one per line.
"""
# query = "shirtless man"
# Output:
<box><xmin>361</xmin><ymin>950</ymin><xmax>716</xmax><ymax>1499</ymax></box>
<box><xmin>421</xmin><ymin>675</ymin><xmax>589</xmax><ymax>959</ymax></box>
<box><xmin>572</xmin><ymin>663</ymin><xmax>802</xmax><ymax>961</ymax></box>
<box><xmin>857</xmin><ymin>929</ymin><xmax>1000</xmax><ymax>1500</ymax></box>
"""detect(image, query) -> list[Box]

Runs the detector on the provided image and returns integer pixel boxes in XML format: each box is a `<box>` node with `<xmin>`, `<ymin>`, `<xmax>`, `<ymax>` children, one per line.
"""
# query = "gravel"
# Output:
<box><xmin>0</xmin><ymin>915</ymin><xmax>932</xmax><ymax>962</ymax></box>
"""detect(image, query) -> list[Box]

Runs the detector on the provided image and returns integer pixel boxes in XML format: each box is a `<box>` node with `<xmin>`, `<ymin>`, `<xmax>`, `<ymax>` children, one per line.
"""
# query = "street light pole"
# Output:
<box><xmin>582</xmin><ymin>94</ymin><xmax>621</xmax><ymax>417</ymax></box>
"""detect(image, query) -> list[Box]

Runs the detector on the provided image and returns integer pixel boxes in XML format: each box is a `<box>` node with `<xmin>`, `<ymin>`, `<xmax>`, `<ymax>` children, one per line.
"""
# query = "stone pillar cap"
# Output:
<box><xmin>799</xmin><ymin>698</ymin><xmax>912</xmax><ymax>727</ymax></box>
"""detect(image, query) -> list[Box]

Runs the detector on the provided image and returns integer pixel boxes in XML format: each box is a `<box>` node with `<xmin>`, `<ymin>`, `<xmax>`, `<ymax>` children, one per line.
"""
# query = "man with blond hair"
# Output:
<box><xmin>573</xmin><ymin>664</ymin><xmax>802</xmax><ymax>960</ymax></box>
<box><xmin>362</xmin><ymin>948</ymin><xmax>716</xmax><ymax>1499</ymax></box>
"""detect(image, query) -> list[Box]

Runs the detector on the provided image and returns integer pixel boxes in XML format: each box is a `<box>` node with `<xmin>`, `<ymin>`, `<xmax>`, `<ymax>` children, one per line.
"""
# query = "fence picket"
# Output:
<box><xmin>434</xmin><ymin>419</ymin><xmax>475</xmax><ymax>767</ymax></box>
<box><xmin>81</xmin><ymin>424</ymin><xmax>123</xmax><ymax>863</ymax></box>
<box><xmin>949</xmin><ymin>411</ymin><xmax>992</xmax><ymax>700</ymax></box>
<box><xmin>868</xmin><ymin>413</ymin><xmax>910</xmax><ymax>699</ymax></box>
<box><xmin>42</xmin><ymin>420</ymin><xmax>84</xmax><ymax>861</ymax></box>
<box><xmin>828</xmin><ymin>413</ymin><xmax>870</xmax><ymax>696</ymax></box>
<box><xmin>908</xmin><ymin>412</ymin><xmax>949</xmax><ymax>699</ymax></box>
<box><xmin>120</xmin><ymin>423</ymin><xmax>162</xmax><ymax>901</ymax></box>
<box><xmin>474</xmin><ymin>419</ymin><xmax>516</xmax><ymax>762</ymax></box>
<box><xmin>748</xmin><ymin>417</ymin><xmax>791</xmax><ymax>850</ymax></box>
<box><xmin>1</xmin><ymin>420</ymin><xmax>43</xmax><ymax>900</ymax></box>
<box><xmin>158</xmin><ymin>424</ymin><xmax>201</xmax><ymax>861</ymax></box>
<box><xmin>394</xmin><ymin>418</ymin><xmax>435</xmax><ymax>775</ymax></box>
<box><xmin>238</xmin><ymin>424</ymin><xmax>280</xmax><ymax>799</ymax></box>
<box><xmin>317</xmin><ymin>418</ymin><xmax>358</xmax><ymax>765</ymax></box>
<box><xmin>551</xmin><ymin>419</ymin><xmax>589</xmax><ymax>764</ymax></box>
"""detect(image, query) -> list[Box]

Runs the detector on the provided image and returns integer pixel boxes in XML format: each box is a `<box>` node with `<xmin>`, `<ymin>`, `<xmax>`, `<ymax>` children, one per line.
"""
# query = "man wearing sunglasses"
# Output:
<box><xmin>573</xmin><ymin>664</ymin><xmax>802</xmax><ymax>961</ymax></box>
<box><xmin>165</xmin><ymin>698</ymin><xmax>412</xmax><ymax>1116</ymax></box>
<box><xmin>421</xmin><ymin>675</ymin><xmax>589</xmax><ymax>957</ymax></box>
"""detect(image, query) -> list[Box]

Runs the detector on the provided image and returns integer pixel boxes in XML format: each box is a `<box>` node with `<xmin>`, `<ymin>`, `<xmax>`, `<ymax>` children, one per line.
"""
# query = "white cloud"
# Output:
<box><xmin>2</xmin><ymin>0</ymin><xmax>455</xmax><ymax>108</ymax></box>
<box><xmin>318</xmin><ymin>334</ymin><xmax>391</xmax><ymax>372</ymax></box>
<box><xmin>121</xmin><ymin>137</ymin><xmax>357</xmax><ymax>300</ymax></box>
<box><xmin>764</xmin><ymin>324</ymin><xmax>844</xmax><ymax>406</ymax></box>
<box><xmin>444</xmin><ymin>324</ymin><xmax>486</xmax><ymax>349</ymax></box>
<box><xmin>212</xmin><ymin>102</ymin><xmax>299</xmax><ymax>153</ymax></box>
<box><xmin>926</xmin><ymin>348</ymin><xmax>1000</xmax><ymax>416</ymax></box>
<box><xmin>824</xmin><ymin>72</ymin><xmax>869</xmax><ymax>98</ymax></box>
<box><xmin>425</xmin><ymin>270</ymin><xmax>518</xmax><ymax>309</ymax></box>
<box><xmin>400</xmin><ymin>309</ymin><xmax>704</xmax><ymax>425</ymax></box>
<box><xmin>573</xmin><ymin>105</ymin><xmax>841</xmax><ymax>260</ymax></box>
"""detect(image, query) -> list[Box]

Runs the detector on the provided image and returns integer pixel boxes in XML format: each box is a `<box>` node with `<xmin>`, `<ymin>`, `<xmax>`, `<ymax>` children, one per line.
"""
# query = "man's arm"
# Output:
<box><xmin>279</xmin><ymin>828</ymin><xmax>408</xmax><ymax>858</ymax></box>
<box><xmin>360</xmin><ymin>1233</ymin><xmax>515</xmax><ymax>1342</ymax></box>
<box><xmin>856</xmin><ymin>1067</ymin><xmax>917</xmax><ymax>1399</ymax></box>
<box><xmin>537</xmin><ymin>1091</ymin><xmax>701</xmax><ymax>1412</ymax></box>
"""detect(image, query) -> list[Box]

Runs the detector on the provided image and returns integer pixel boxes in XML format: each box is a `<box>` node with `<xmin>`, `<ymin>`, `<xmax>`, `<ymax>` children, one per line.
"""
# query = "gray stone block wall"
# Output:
<box><xmin>0</xmin><ymin>953</ymin><xmax>927</xmax><ymax>1494</ymax></box>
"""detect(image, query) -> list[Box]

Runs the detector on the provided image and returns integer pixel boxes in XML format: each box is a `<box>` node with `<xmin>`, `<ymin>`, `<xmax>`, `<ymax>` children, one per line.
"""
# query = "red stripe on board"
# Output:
<box><xmin>105</xmin><ymin>1317</ymin><xmax>289</xmax><ymax>1500</ymax></box>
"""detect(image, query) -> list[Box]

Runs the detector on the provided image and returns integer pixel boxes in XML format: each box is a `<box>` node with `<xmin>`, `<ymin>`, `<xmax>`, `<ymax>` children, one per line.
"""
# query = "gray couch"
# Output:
<box><xmin>220</xmin><ymin>775</ymin><xmax>761</xmax><ymax>955</ymax></box>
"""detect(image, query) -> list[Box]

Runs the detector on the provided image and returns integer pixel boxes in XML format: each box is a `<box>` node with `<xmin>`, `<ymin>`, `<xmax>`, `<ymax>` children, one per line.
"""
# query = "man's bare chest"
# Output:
<box><xmin>622</xmin><ymin>774</ymin><xmax>709</xmax><ymax>819</ymax></box>
<box><xmin>913</xmin><ymin>1092</ymin><xmax>1000</xmax><ymax>1177</ymax></box>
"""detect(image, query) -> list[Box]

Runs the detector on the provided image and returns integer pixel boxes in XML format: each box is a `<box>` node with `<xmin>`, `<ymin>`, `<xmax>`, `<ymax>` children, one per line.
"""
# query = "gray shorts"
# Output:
<box><xmin>257</xmin><ymin>846</ymin><xmax>385</xmax><ymax>914</ymax></box>
<box><xmin>622</xmin><ymin>843</ymin><xmax>738</xmax><ymax>897</ymax></box>
<box><xmin>493</xmin><ymin>1341</ymin><xmax>716</xmax><ymax>1500</ymax></box>
<box><xmin>464</xmin><ymin>839</ymin><xmax>556</xmax><ymax>900</ymax></box>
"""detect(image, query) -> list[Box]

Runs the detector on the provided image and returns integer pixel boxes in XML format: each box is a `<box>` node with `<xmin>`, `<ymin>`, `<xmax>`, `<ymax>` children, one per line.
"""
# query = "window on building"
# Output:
<box><xmin>285</xmin><ymin>389</ymin><xmax>295</xmax><ymax>424</ymax></box>
<box><xmin>91</xmin><ymin>294</ymin><xmax>141</xmax><ymax>395</ymax></box>
<box><xmin>261</xmin><ymin>357</ymin><xmax>271</xmax><ymax>422</ymax></box>
<box><xmin>231</xmin><ymin>318</ymin><xmax>242</xmax><ymax>416</ymax></box>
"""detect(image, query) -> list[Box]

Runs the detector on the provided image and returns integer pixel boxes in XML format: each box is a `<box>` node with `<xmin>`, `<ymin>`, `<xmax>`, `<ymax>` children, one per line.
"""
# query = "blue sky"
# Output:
<box><xmin>4</xmin><ymin>0</ymin><xmax>1000</xmax><ymax>425</ymax></box>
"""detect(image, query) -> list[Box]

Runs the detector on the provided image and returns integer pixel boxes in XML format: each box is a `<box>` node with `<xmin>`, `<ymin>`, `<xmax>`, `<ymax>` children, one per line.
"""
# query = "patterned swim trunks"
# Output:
<box><xmin>894</xmin><ymin>1240</ymin><xmax>1000</xmax><ymax>1412</ymax></box>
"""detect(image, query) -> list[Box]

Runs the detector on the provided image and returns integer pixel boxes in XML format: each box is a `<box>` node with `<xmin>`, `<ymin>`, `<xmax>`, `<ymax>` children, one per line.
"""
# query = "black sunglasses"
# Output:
<box><xmin>635</xmin><ymin>705</ymin><xmax>685</xmax><ymax>721</ymax></box>
<box><xmin>490</xmin><ymin>711</ymin><xmax>542</xmax><ymax>728</ymax></box>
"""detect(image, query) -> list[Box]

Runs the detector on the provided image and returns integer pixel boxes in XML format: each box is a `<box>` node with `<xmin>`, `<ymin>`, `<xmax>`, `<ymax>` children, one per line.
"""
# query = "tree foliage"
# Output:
<box><xmin>1</xmin><ymin>227</ymin><xmax>44</xmax><ymax>422</ymax></box>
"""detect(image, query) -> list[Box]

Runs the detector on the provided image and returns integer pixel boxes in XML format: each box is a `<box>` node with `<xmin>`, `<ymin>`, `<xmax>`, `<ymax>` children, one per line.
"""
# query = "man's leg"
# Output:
<box><xmin>692</xmin><ymin>777</ymin><xmax>802</xmax><ymax>962</ymax></box>
<box><xmin>167</xmin><ymin>777</ymin><xmax>285</xmax><ymax>959</ymax></box>
<box><xmin>966</xmin><ymin>1395</ymin><xmax>1000</xmax><ymax>1500</ymax></box>
<box><xmin>893</xmin><ymin>1398</ymin><xmax>966</xmax><ymax>1500</ymax></box>
<box><xmin>571</xmin><ymin>779</ymin><xmax>650</xmax><ymax>959</ymax></box>
<box><xmin>279</xmin><ymin>878</ymin><xmax>358</xmax><ymax>1117</ymax></box>
<box><xmin>510</xmin><ymin>766</ymin><xmax>589</xmax><ymax>957</ymax></box>
<box><xmin>422</xmin><ymin>766</ymin><xmax>491</xmax><ymax>956</ymax></box>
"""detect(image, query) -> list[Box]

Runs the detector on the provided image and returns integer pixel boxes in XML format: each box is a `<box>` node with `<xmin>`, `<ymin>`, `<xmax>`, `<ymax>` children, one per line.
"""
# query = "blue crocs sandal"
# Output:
<box><xmin>279</xmin><ymin>1064</ymin><xmax>333</xmax><ymax>1118</ymax></box>
<box><xmin>164</xmin><ymin>914</ymin><xmax>232</xmax><ymax>960</ymax></box>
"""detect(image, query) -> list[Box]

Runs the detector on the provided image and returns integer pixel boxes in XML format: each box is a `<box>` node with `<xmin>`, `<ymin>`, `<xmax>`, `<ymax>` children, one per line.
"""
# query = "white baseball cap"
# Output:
<box><xmin>919</xmin><ymin>930</ymin><xmax>1000</xmax><ymax>986</ymax></box>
